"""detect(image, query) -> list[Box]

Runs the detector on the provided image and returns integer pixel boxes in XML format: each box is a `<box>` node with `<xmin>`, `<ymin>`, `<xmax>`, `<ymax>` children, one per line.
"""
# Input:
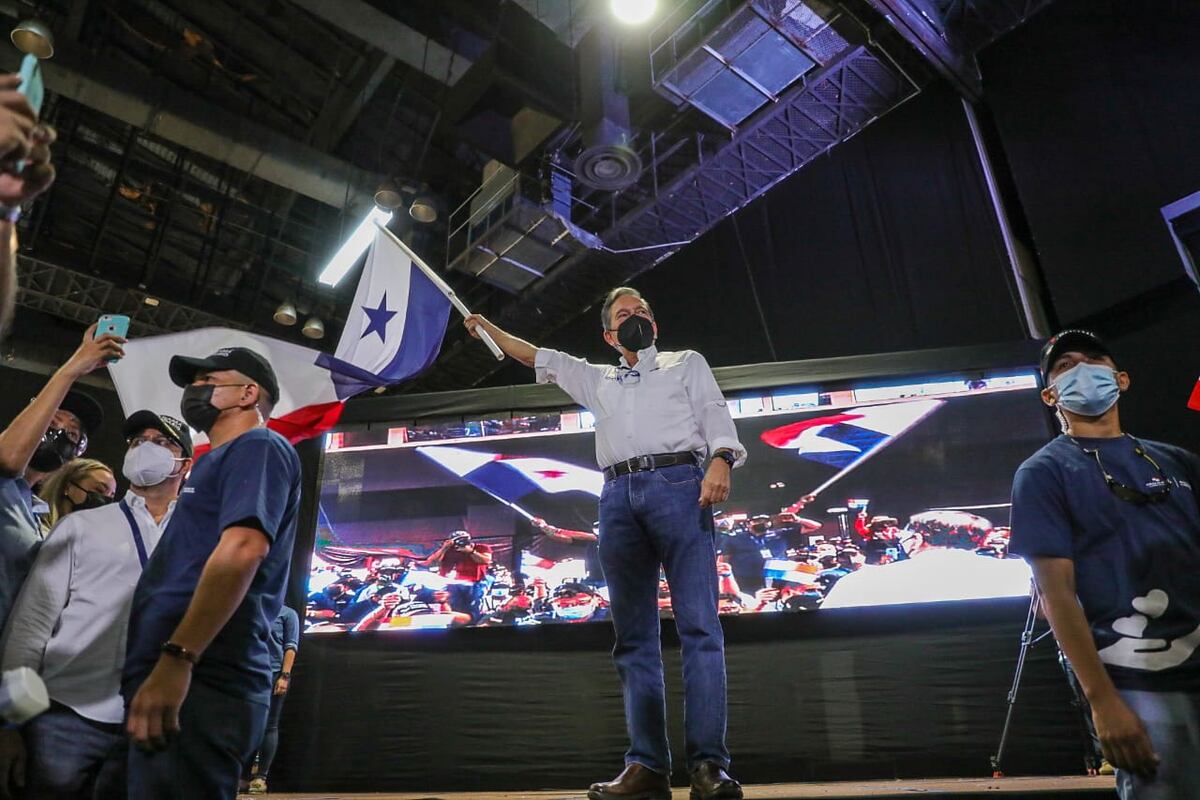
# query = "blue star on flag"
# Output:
<box><xmin>360</xmin><ymin>293</ymin><xmax>397</xmax><ymax>342</ymax></box>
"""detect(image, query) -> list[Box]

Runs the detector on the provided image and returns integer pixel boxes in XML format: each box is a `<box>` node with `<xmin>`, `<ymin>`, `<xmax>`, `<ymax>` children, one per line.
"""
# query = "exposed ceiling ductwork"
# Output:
<box><xmin>573</xmin><ymin>28</ymin><xmax>643</xmax><ymax>192</ymax></box>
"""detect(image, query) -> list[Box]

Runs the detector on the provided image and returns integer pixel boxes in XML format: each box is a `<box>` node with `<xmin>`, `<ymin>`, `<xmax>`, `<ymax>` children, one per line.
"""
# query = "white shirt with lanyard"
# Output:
<box><xmin>0</xmin><ymin>492</ymin><xmax>174</xmax><ymax>724</ymax></box>
<box><xmin>534</xmin><ymin>344</ymin><xmax>746</xmax><ymax>470</ymax></box>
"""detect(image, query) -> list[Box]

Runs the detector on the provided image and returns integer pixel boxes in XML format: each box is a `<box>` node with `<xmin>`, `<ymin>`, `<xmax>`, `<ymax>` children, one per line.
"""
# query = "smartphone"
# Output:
<box><xmin>95</xmin><ymin>314</ymin><xmax>130</xmax><ymax>340</ymax></box>
<box><xmin>16</xmin><ymin>54</ymin><xmax>44</xmax><ymax>119</ymax></box>
<box><xmin>95</xmin><ymin>314</ymin><xmax>129</xmax><ymax>363</ymax></box>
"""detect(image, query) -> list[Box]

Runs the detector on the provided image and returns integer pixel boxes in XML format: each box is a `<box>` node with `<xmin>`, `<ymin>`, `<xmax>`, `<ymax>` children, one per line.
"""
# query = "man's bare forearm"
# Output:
<box><xmin>1032</xmin><ymin>557</ymin><xmax>1119</xmax><ymax>703</ymax></box>
<box><xmin>281</xmin><ymin>648</ymin><xmax>296</xmax><ymax>674</ymax></box>
<box><xmin>165</xmin><ymin>527</ymin><xmax>268</xmax><ymax>657</ymax></box>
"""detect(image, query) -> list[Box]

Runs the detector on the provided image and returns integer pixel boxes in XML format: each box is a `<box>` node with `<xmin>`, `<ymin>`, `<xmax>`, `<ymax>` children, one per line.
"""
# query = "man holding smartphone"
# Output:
<box><xmin>0</xmin><ymin>71</ymin><xmax>56</xmax><ymax>338</ymax></box>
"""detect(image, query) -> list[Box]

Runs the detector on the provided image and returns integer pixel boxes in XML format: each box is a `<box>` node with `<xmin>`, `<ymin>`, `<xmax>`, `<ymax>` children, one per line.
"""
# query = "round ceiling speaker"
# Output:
<box><xmin>574</xmin><ymin>144</ymin><xmax>643</xmax><ymax>191</ymax></box>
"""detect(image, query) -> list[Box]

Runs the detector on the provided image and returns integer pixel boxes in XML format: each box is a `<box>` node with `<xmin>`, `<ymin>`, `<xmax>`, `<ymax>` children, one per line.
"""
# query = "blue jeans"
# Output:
<box><xmin>23</xmin><ymin>703</ymin><xmax>125</xmax><ymax>800</ymax></box>
<box><xmin>127</xmin><ymin>680</ymin><xmax>266</xmax><ymax>799</ymax></box>
<box><xmin>245</xmin><ymin>675</ymin><xmax>288</xmax><ymax>779</ymax></box>
<box><xmin>599</xmin><ymin>463</ymin><xmax>729</xmax><ymax>775</ymax></box>
<box><xmin>1116</xmin><ymin>689</ymin><xmax>1200</xmax><ymax>800</ymax></box>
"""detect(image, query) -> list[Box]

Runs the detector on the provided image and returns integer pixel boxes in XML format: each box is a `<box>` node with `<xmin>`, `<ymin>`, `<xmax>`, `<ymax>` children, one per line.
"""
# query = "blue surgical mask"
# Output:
<box><xmin>1052</xmin><ymin>362</ymin><xmax>1120</xmax><ymax>417</ymax></box>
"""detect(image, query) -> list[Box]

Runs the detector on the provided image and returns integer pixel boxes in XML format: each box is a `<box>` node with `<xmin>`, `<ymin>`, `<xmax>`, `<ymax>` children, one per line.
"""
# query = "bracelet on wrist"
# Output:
<box><xmin>160</xmin><ymin>641</ymin><xmax>200</xmax><ymax>665</ymax></box>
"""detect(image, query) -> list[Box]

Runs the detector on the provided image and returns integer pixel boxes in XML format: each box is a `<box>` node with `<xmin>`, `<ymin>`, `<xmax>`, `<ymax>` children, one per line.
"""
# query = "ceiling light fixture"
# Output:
<box><xmin>301</xmin><ymin>316</ymin><xmax>325</xmax><ymax>339</ymax></box>
<box><xmin>409</xmin><ymin>193</ymin><xmax>438</xmax><ymax>224</ymax></box>
<box><xmin>273</xmin><ymin>300</ymin><xmax>297</xmax><ymax>326</ymax></box>
<box><xmin>10</xmin><ymin>19</ymin><xmax>54</xmax><ymax>59</ymax></box>
<box><xmin>373</xmin><ymin>179</ymin><xmax>403</xmax><ymax>211</ymax></box>
<box><xmin>318</xmin><ymin>206</ymin><xmax>392</xmax><ymax>286</ymax></box>
<box><xmin>610</xmin><ymin>0</ymin><xmax>656</xmax><ymax>25</ymax></box>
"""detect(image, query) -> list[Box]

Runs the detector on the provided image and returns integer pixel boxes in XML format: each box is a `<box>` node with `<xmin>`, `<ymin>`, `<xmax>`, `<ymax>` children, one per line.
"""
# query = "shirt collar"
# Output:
<box><xmin>122</xmin><ymin>490</ymin><xmax>177</xmax><ymax>514</ymax></box>
<box><xmin>619</xmin><ymin>344</ymin><xmax>658</xmax><ymax>371</ymax></box>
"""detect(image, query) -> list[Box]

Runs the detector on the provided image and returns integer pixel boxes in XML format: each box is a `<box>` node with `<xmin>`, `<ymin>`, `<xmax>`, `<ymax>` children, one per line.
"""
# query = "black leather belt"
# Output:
<box><xmin>603</xmin><ymin>452</ymin><xmax>698</xmax><ymax>482</ymax></box>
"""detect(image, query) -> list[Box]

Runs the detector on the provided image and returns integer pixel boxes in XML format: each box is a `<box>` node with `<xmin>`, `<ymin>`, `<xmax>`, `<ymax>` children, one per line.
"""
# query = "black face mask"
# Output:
<box><xmin>71</xmin><ymin>483</ymin><xmax>114</xmax><ymax>511</ymax></box>
<box><xmin>180</xmin><ymin>384</ymin><xmax>223</xmax><ymax>433</ymax></box>
<box><xmin>30</xmin><ymin>428</ymin><xmax>81</xmax><ymax>472</ymax></box>
<box><xmin>615</xmin><ymin>315</ymin><xmax>655</xmax><ymax>352</ymax></box>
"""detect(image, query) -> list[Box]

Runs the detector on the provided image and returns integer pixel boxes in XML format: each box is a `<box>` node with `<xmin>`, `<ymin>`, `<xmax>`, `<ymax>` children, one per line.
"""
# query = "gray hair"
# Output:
<box><xmin>600</xmin><ymin>287</ymin><xmax>653</xmax><ymax>330</ymax></box>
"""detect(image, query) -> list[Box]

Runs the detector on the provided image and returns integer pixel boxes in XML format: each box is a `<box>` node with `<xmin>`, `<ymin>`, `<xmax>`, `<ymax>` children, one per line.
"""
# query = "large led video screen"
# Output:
<box><xmin>305</xmin><ymin>370</ymin><xmax>1048</xmax><ymax>633</ymax></box>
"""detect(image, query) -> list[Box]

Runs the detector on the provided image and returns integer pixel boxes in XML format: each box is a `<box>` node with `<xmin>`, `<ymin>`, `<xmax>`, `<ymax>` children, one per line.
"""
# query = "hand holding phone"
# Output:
<box><xmin>95</xmin><ymin>314</ymin><xmax>130</xmax><ymax>364</ymax></box>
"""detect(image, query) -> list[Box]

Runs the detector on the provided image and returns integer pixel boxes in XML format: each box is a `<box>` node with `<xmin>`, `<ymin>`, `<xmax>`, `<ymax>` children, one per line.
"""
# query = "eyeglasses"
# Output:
<box><xmin>1073</xmin><ymin>435</ymin><xmax>1172</xmax><ymax>506</ymax></box>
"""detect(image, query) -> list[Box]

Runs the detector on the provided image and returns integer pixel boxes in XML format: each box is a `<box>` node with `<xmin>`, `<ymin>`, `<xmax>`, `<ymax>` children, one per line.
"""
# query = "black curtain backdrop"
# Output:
<box><xmin>978</xmin><ymin>0</ymin><xmax>1200</xmax><ymax>453</ymax></box>
<box><xmin>483</xmin><ymin>82</ymin><xmax>1027</xmax><ymax>386</ymax></box>
<box><xmin>275</xmin><ymin>599</ymin><xmax>1085</xmax><ymax>792</ymax></box>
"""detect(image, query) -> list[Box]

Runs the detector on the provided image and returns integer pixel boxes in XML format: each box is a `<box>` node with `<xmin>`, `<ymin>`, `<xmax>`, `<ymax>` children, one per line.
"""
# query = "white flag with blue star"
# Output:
<box><xmin>325</xmin><ymin>228</ymin><xmax>452</xmax><ymax>398</ymax></box>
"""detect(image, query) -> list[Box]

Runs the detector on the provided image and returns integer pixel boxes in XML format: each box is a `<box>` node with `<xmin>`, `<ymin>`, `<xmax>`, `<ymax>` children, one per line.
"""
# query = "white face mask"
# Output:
<box><xmin>122</xmin><ymin>442</ymin><xmax>180</xmax><ymax>488</ymax></box>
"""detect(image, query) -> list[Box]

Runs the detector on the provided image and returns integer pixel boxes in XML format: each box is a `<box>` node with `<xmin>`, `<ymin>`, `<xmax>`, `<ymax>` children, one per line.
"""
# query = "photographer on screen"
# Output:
<box><xmin>1010</xmin><ymin>330</ymin><xmax>1200</xmax><ymax>798</ymax></box>
<box><xmin>418</xmin><ymin>530</ymin><xmax>493</xmax><ymax>623</ymax></box>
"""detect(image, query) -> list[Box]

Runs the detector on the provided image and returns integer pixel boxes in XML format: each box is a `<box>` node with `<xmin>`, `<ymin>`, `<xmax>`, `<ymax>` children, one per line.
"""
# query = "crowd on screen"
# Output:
<box><xmin>303</xmin><ymin>504</ymin><xmax>1025</xmax><ymax>632</ymax></box>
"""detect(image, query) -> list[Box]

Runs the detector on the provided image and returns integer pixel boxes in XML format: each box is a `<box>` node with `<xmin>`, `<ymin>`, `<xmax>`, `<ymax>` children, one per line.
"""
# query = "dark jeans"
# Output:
<box><xmin>245</xmin><ymin>676</ymin><xmax>288</xmax><ymax>779</ymax></box>
<box><xmin>599</xmin><ymin>463</ymin><xmax>729</xmax><ymax>775</ymax></box>
<box><xmin>23</xmin><ymin>703</ymin><xmax>125</xmax><ymax>800</ymax></box>
<box><xmin>126</xmin><ymin>681</ymin><xmax>266</xmax><ymax>800</ymax></box>
<box><xmin>1116</xmin><ymin>689</ymin><xmax>1200</xmax><ymax>800</ymax></box>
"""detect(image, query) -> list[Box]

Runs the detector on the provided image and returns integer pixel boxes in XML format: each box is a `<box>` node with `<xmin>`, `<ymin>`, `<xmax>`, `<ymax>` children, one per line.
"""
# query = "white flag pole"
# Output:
<box><xmin>374</xmin><ymin>221</ymin><xmax>505</xmax><ymax>362</ymax></box>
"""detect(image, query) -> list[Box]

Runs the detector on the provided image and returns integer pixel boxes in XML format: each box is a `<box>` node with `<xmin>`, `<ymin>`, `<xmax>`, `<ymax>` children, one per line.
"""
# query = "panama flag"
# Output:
<box><xmin>109</xmin><ymin>229</ymin><xmax>451</xmax><ymax>448</ymax></box>
<box><xmin>760</xmin><ymin>399</ymin><xmax>943</xmax><ymax>470</ymax></box>
<box><xmin>417</xmin><ymin>445</ymin><xmax>604</xmax><ymax>504</ymax></box>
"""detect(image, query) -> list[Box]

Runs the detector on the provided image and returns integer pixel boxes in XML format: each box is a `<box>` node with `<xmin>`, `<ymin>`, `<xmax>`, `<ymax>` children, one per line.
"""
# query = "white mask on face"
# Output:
<box><xmin>122</xmin><ymin>442</ymin><xmax>180</xmax><ymax>487</ymax></box>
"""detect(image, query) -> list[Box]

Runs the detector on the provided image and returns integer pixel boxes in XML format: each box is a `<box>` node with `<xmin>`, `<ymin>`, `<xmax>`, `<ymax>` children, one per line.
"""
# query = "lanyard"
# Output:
<box><xmin>118</xmin><ymin>500</ymin><xmax>149</xmax><ymax>569</ymax></box>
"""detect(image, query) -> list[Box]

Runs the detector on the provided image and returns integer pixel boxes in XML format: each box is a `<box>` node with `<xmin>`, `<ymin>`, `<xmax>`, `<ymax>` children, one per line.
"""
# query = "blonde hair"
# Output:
<box><xmin>38</xmin><ymin>458</ymin><xmax>113</xmax><ymax>532</ymax></box>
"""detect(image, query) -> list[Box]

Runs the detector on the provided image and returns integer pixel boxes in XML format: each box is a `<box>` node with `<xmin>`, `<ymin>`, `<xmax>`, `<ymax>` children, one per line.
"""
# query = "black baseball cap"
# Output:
<box><xmin>168</xmin><ymin>347</ymin><xmax>279</xmax><ymax>404</ymax></box>
<box><xmin>59</xmin><ymin>389</ymin><xmax>103</xmax><ymax>437</ymax></box>
<box><xmin>1039</xmin><ymin>329</ymin><xmax>1113</xmax><ymax>378</ymax></box>
<box><xmin>123</xmin><ymin>410</ymin><xmax>194</xmax><ymax>457</ymax></box>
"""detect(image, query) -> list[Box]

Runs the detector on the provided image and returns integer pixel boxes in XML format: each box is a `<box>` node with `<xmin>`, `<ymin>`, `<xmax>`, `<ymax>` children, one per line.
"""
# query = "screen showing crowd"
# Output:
<box><xmin>305</xmin><ymin>370</ymin><xmax>1049</xmax><ymax>633</ymax></box>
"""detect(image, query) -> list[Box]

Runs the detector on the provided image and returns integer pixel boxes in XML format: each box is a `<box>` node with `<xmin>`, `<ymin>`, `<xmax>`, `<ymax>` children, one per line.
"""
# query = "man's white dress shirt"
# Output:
<box><xmin>535</xmin><ymin>344</ymin><xmax>745</xmax><ymax>470</ymax></box>
<box><xmin>0</xmin><ymin>492</ymin><xmax>174</xmax><ymax>723</ymax></box>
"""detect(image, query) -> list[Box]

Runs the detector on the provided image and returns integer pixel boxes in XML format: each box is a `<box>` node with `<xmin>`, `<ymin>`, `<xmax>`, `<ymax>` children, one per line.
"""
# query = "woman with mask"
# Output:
<box><xmin>0</xmin><ymin>410</ymin><xmax>191</xmax><ymax>800</ymax></box>
<box><xmin>37</xmin><ymin>457</ymin><xmax>117</xmax><ymax>532</ymax></box>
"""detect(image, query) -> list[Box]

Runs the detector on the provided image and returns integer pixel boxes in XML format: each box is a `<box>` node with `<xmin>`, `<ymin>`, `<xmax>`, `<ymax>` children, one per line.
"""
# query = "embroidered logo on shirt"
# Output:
<box><xmin>181</xmin><ymin>487</ymin><xmax>195</xmax><ymax>494</ymax></box>
<box><xmin>1098</xmin><ymin>589</ymin><xmax>1200</xmax><ymax>671</ymax></box>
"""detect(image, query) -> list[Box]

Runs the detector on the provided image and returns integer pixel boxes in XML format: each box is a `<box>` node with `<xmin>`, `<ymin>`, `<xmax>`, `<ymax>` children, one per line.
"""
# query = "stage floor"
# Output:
<box><xmin>256</xmin><ymin>775</ymin><xmax>1116</xmax><ymax>799</ymax></box>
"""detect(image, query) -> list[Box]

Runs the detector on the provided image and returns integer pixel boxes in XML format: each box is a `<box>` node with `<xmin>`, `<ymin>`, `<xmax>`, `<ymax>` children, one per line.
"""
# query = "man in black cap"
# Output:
<box><xmin>121</xmin><ymin>347</ymin><xmax>301</xmax><ymax>800</ymax></box>
<box><xmin>0</xmin><ymin>410</ymin><xmax>191</xmax><ymax>800</ymax></box>
<box><xmin>0</xmin><ymin>323</ymin><xmax>120</xmax><ymax>629</ymax></box>
<box><xmin>1009</xmin><ymin>330</ymin><xmax>1200</xmax><ymax>797</ymax></box>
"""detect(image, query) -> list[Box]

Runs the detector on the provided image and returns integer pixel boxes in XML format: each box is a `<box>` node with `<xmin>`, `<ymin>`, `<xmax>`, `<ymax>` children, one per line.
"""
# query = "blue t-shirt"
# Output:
<box><xmin>123</xmin><ymin>428</ymin><xmax>302</xmax><ymax>705</ymax></box>
<box><xmin>267</xmin><ymin>605</ymin><xmax>300</xmax><ymax>674</ymax></box>
<box><xmin>0</xmin><ymin>475</ymin><xmax>40</xmax><ymax>629</ymax></box>
<box><xmin>1010</xmin><ymin>434</ymin><xmax>1200</xmax><ymax>692</ymax></box>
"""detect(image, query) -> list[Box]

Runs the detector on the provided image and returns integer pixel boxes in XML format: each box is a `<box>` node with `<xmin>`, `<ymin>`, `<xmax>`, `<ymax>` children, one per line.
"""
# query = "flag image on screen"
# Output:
<box><xmin>417</xmin><ymin>445</ymin><xmax>604</xmax><ymax>503</ymax></box>
<box><xmin>760</xmin><ymin>399</ymin><xmax>942</xmax><ymax>469</ymax></box>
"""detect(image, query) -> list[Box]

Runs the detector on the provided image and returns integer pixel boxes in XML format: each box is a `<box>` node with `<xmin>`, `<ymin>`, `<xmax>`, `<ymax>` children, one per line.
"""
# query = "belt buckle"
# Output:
<box><xmin>635</xmin><ymin>455</ymin><xmax>653</xmax><ymax>473</ymax></box>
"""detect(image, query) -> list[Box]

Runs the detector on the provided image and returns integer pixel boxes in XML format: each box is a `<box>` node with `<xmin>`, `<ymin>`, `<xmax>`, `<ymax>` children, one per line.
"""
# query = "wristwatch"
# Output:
<box><xmin>279</xmin><ymin>672</ymin><xmax>291</xmax><ymax>680</ymax></box>
<box><xmin>0</xmin><ymin>205</ymin><xmax>21</xmax><ymax>224</ymax></box>
<box><xmin>712</xmin><ymin>450</ymin><xmax>736</xmax><ymax>468</ymax></box>
<box><xmin>160</xmin><ymin>641</ymin><xmax>200</xmax><ymax>665</ymax></box>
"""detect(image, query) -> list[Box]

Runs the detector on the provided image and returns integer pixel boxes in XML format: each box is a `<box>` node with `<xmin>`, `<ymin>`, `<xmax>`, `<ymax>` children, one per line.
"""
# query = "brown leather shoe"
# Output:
<box><xmin>689</xmin><ymin>761</ymin><xmax>742</xmax><ymax>800</ymax></box>
<box><xmin>588</xmin><ymin>763</ymin><xmax>672</xmax><ymax>800</ymax></box>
